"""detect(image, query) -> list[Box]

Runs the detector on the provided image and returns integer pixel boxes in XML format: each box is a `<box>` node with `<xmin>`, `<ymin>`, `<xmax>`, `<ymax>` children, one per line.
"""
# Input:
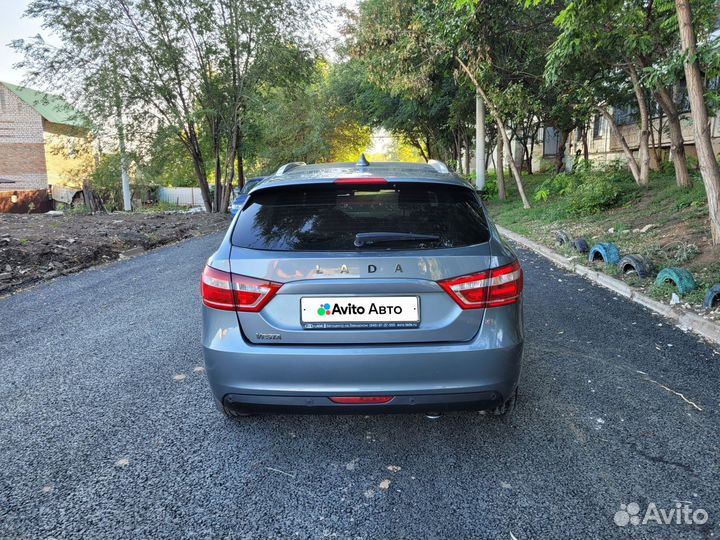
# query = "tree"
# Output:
<box><xmin>675</xmin><ymin>0</ymin><xmax>720</xmax><ymax>244</ymax></box>
<box><xmin>449</xmin><ymin>0</ymin><xmax>564</xmax><ymax>208</ymax></box>
<box><xmin>546</xmin><ymin>1</ymin><xmax>656</xmax><ymax>186</ymax></box>
<box><xmin>247</xmin><ymin>62</ymin><xmax>371</xmax><ymax>171</ymax></box>
<box><xmin>14</xmin><ymin>1</ymin><xmax>140</xmax><ymax>211</ymax></box>
<box><xmin>636</xmin><ymin>0</ymin><xmax>693</xmax><ymax>188</ymax></box>
<box><xmin>344</xmin><ymin>0</ymin><xmax>563</xmax><ymax>209</ymax></box>
<box><xmin>329</xmin><ymin>57</ymin><xmax>467</xmax><ymax>164</ymax></box>
<box><xmin>16</xmin><ymin>0</ymin><xmax>323</xmax><ymax>212</ymax></box>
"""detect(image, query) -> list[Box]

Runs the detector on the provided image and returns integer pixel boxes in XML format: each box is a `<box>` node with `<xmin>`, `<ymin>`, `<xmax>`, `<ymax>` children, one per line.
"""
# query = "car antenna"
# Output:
<box><xmin>356</xmin><ymin>153</ymin><xmax>370</xmax><ymax>168</ymax></box>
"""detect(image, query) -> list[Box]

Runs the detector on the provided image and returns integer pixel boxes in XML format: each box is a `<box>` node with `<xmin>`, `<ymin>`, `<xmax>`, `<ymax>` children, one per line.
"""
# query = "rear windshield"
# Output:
<box><xmin>231</xmin><ymin>182</ymin><xmax>490</xmax><ymax>251</ymax></box>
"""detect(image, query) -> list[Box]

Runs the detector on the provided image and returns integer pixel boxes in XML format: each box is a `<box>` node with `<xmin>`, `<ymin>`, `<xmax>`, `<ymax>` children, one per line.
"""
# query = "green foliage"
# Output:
<box><xmin>17</xmin><ymin>0</ymin><xmax>323</xmax><ymax>212</ymax></box>
<box><xmin>141</xmin><ymin>129</ymin><xmax>199</xmax><ymax>187</ymax></box>
<box><xmin>529</xmin><ymin>166</ymin><xmax>641</xmax><ymax>216</ymax></box>
<box><xmin>66</xmin><ymin>204</ymin><xmax>91</xmax><ymax>216</ymax></box>
<box><xmin>567</xmin><ymin>179</ymin><xmax>622</xmax><ymax>215</ymax></box>
<box><xmin>533</xmin><ymin>173</ymin><xmax>579</xmax><ymax>202</ymax></box>
<box><xmin>478</xmin><ymin>176</ymin><xmax>498</xmax><ymax>201</ymax></box>
<box><xmin>248</xmin><ymin>63</ymin><xmax>372</xmax><ymax>171</ymax></box>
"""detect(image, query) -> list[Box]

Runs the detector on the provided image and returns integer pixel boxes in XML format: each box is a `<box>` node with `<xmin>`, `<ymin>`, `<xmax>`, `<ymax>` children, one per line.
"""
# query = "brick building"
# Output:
<box><xmin>0</xmin><ymin>81</ymin><xmax>86</xmax><ymax>212</ymax></box>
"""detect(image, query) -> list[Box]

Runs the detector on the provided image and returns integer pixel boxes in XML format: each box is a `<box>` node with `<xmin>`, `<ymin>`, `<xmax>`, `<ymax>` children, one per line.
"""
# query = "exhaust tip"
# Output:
<box><xmin>425</xmin><ymin>412</ymin><xmax>442</xmax><ymax>420</ymax></box>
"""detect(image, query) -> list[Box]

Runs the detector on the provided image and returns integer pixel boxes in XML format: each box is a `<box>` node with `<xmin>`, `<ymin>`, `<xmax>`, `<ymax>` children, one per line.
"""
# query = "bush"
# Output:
<box><xmin>537</xmin><ymin>158</ymin><xmax>555</xmax><ymax>174</ymax></box>
<box><xmin>531</xmin><ymin>164</ymin><xmax>640</xmax><ymax>215</ymax></box>
<box><xmin>567</xmin><ymin>178</ymin><xmax>622</xmax><ymax>215</ymax></box>
<box><xmin>533</xmin><ymin>173</ymin><xmax>579</xmax><ymax>202</ymax></box>
<box><xmin>478</xmin><ymin>176</ymin><xmax>498</xmax><ymax>200</ymax></box>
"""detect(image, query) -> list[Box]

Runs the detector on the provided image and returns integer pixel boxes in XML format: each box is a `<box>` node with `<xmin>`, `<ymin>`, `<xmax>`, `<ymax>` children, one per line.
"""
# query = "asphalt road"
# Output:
<box><xmin>1</xmin><ymin>232</ymin><xmax>718</xmax><ymax>540</ymax></box>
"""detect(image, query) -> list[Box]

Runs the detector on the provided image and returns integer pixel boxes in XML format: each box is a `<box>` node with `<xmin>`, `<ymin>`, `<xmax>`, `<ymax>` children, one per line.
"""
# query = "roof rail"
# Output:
<box><xmin>274</xmin><ymin>161</ymin><xmax>306</xmax><ymax>176</ymax></box>
<box><xmin>427</xmin><ymin>159</ymin><xmax>450</xmax><ymax>174</ymax></box>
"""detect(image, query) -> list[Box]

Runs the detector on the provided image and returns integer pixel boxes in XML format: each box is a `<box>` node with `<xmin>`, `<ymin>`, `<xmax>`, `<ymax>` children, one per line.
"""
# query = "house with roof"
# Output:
<box><xmin>0</xmin><ymin>81</ymin><xmax>88</xmax><ymax>212</ymax></box>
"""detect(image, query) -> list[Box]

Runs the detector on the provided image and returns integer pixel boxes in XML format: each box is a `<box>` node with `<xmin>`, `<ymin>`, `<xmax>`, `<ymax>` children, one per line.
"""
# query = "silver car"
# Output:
<box><xmin>201</xmin><ymin>159</ymin><xmax>524</xmax><ymax>417</ymax></box>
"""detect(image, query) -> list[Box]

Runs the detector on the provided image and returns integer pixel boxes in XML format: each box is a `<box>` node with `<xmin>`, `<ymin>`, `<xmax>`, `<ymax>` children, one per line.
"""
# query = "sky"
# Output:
<box><xmin>0</xmin><ymin>0</ymin><xmax>355</xmax><ymax>86</ymax></box>
<box><xmin>0</xmin><ymin>0</ymin><xmax>42</xmax><ymax>84</ymax></box>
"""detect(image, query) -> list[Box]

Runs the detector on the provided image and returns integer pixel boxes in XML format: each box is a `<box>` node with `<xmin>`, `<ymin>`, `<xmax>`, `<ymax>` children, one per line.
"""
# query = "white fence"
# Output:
<box><xmin>158</xmin><ymin>187</ymin><xmax>204</xmax><ymax>207</ymax></box>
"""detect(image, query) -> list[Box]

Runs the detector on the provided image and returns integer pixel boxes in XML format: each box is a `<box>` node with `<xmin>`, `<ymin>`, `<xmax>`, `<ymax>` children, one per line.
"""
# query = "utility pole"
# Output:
<box><xmin>114</xmin><ymin>99</ymin><xmax>132</xmax><ymax>212</ymax></box>
<box><xmin>476</xmin><ymin>90</ymin><xmax>485</xmax><ymax>190</ymax></box>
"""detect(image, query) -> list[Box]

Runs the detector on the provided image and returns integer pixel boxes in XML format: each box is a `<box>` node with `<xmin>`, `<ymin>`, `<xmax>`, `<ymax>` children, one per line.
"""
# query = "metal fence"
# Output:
<box><xmin>158</xmin><ymin>187</ymin><xmax>204</xmax><ymax>207</ymax></box>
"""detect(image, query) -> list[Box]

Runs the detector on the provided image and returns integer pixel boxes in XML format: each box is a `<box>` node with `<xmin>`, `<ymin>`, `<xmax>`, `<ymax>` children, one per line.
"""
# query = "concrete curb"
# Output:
<box><xmin>497</xmin><ymin>225</ymin><xmax>720</xmax><ymax>346</ymax></box>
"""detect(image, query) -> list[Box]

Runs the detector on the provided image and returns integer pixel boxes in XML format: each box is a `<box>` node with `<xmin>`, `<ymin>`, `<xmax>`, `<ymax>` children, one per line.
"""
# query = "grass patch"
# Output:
<box><xmin>487</xmin><ymin>165</ymin><xmax>720</xmax><ymax>305</ymax></box>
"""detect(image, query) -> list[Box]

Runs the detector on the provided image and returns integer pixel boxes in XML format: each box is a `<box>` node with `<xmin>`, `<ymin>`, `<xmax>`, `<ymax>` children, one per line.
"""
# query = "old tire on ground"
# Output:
<box><xmin>703</xmin><ymin>284</ymin><xmax>720</xmax><ymax>309</ymax></box>
<box><xmin>554</xmin><ymin>231</ymin><xmax>570</xmax><ymax>246</ymax></box>
<box><xmin>654</xmin><ymin>267</ymin><xmax>698</xmax><ymax>296</ymax></box>
<box><xmin>618</xmin><ymin>255</ymin><xmax>652</xmax><ymax>278</ymax></box>
<box><xmin>572</xmin><ymin>239</ymin><xmax>589</xmax><ymax>253</ymax></box>
<box><xmin>588</xmin><ymin>243</ymin><xmax>621</xmax><ymax>265</ymax></box>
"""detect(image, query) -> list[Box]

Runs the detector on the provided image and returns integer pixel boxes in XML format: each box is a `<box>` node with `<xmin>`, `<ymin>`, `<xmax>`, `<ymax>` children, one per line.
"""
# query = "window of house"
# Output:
<box><xmin>614</xmin><ymin>104</ymin><xmax>638</xmax><ymax>126</ymax></box>
<box><xmin>0</xmin><ymin>88</ymin><xmax>6</xmax><ymax>112</ymax></box>
<box><xmin>592</xmin><ymin>115</ymin><xmax>603</xmax><ymax>138</ymax></box>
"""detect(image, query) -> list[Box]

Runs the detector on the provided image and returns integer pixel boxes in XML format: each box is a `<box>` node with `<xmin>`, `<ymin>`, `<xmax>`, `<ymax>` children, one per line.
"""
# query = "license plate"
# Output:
<box><xmin>301</xmin><ymin>296</ymin><xmax>420</xmax><ymax>329</ymax></box>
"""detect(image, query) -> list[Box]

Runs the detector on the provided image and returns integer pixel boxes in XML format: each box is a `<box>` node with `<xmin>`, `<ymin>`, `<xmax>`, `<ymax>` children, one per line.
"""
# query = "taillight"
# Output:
<box><xmin>438</xmin><ymin>260</ymin><xmax>523</xmax><ymax>309</ymax></box>
<box><xmin>201</xmin><ymin>265</ymin><xmax>282</xmax><ymax>312</ymax></box>
<box><xmin>334</xmin><ymin>177</ymin><xmax>388</xmax><ymax>185</ymax></box>
<box><xmin>329</xmin><ymin>396</ymin><xmax>394</xmax><ymax>404</ymax></box>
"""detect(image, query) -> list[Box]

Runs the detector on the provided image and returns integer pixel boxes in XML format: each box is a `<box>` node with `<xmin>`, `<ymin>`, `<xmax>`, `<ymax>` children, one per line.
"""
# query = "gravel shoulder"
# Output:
<box><xmin>0</xmin><ymin>234</ymin><xmax>718</xmax><ymax>539</ymax></box>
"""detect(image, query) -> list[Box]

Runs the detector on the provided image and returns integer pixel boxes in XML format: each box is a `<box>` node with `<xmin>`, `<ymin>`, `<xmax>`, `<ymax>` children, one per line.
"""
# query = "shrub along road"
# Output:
<box><xmin>0</xmin><ymin>232</ymin><xmax>718</xmax><ymax>539</ymax></box>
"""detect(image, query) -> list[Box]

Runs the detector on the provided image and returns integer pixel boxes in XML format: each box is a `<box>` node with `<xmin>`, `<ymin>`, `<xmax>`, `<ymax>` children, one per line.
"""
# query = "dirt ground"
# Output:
<box><xmin>0</xmin><ymin>210</ymin><xmax>228</xmax><ymax>295</ymax></box>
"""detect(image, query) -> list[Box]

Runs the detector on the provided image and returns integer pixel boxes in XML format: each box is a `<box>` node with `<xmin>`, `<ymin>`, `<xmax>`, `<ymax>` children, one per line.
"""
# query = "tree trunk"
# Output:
<box><xmin>654</xmin><ymin>87</ymin><xmax>691</xmax><ymax>188</ymax></box>
<box><xmin>220</xmin><ymin>151</ymin><xmax>235</xmax><ymax>214</ymax></box>
<box><xmin>502</xmin><ymin>126</ymin><xmax>530</xmax><ymax>208</ymax></box>
<box><xmin>676</xmin><ymin>0</ymin><xmax>720</xmax><ymax>243</ymax></box>
<box><xmin>464</xmin><ymin>133</ymin><xmax>470</xmax><ymax>175</ymax></box>
<box><xmin>648</xmin><ymin>118</ymin><xmax>659</xmax><ymax>169</ymax></box>
<box><xmin>82</xmin><ymin>179</ymin><xmax>102</xmax><ymax>213</ymax></box>
<box><xmin>599</xmin><ymin>107</ymin><xmax>643</xmax><ymax>185</ymax></box>
<box><xmin>115</xmin><ymin>104</ymin><xmax>132</xmax><ymax>212</ymax></box>
<box><xmin>237</xmin><ymin>152</ymin><xmax>245</xmax><ymax>190</ymax></box>
<box><xmin>179</xmin><ymin>119</ymin><xmax>213</xmax><ymax>212</ymax></box>
<box><xmin>627</xmin><ymin>64</ymin><xmax>651</xmax><ymax>186</ymax></box>
<box><xmin>582</xmin><ymin>126</ymin><xmax>589</xmax><ymax>162</ymax></box>
<box><xmin>454</xmin><ymin>132</ymin><xmax>463</xmax><ymax>173</ymax></box>
<box><xmin>456</xmin><ymin>58</ymin><xmax>530</xmax><ymax>208</ymax></box>
<box><xmin>528</xmin><ymin>123</ymin><xmax>539</xmax><ymax>173</ymax></box>
<box><xmin>214</xmin><ymin>143</ymin><xmax>222</xmax><ymax>212</ymax></box>
<box><xmin>496</xmin><ymin>121</ymin><xmax>506</xmax><ymax>200</ymax></box>
<box><xmin>555</xmin><ymin>130</ymin><xmax>568</xmax><ymax>173</ymax></box>
<box><xmin>522</xmin><ymin>140</ymin><xmax>533</xmax><ymax>174</ymax></box>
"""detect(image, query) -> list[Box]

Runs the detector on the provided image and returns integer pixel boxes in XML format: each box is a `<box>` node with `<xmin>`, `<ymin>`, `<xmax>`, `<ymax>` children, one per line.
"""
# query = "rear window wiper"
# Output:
<box><xmin>354</xmin><ymin>232</ymin><xmax>440</xmax><ymax>247</ymax></box>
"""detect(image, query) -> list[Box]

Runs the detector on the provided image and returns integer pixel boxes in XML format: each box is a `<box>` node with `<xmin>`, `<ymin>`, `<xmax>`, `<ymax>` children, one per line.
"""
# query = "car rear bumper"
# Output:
<box><xmin>202</xmin><ymin>305</ymin><xmax>523</xmax><ymax>414</ymax></box>
<box><xmin>222</xmin><ymin>391</ymin><xmax>503</xmax><ymax>414</ymax></box>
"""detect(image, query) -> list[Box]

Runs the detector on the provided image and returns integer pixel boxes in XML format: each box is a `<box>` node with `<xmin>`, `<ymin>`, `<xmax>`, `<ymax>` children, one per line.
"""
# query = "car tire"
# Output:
<box><xmin>618</xmin><ymin>255</ymin><xmax>652</xmax><ymax>278</ymax></box>
<box><xmin>492</xmin><ymin>387</ymin><xmax>518</xmax><ymax>417</ymax></box>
